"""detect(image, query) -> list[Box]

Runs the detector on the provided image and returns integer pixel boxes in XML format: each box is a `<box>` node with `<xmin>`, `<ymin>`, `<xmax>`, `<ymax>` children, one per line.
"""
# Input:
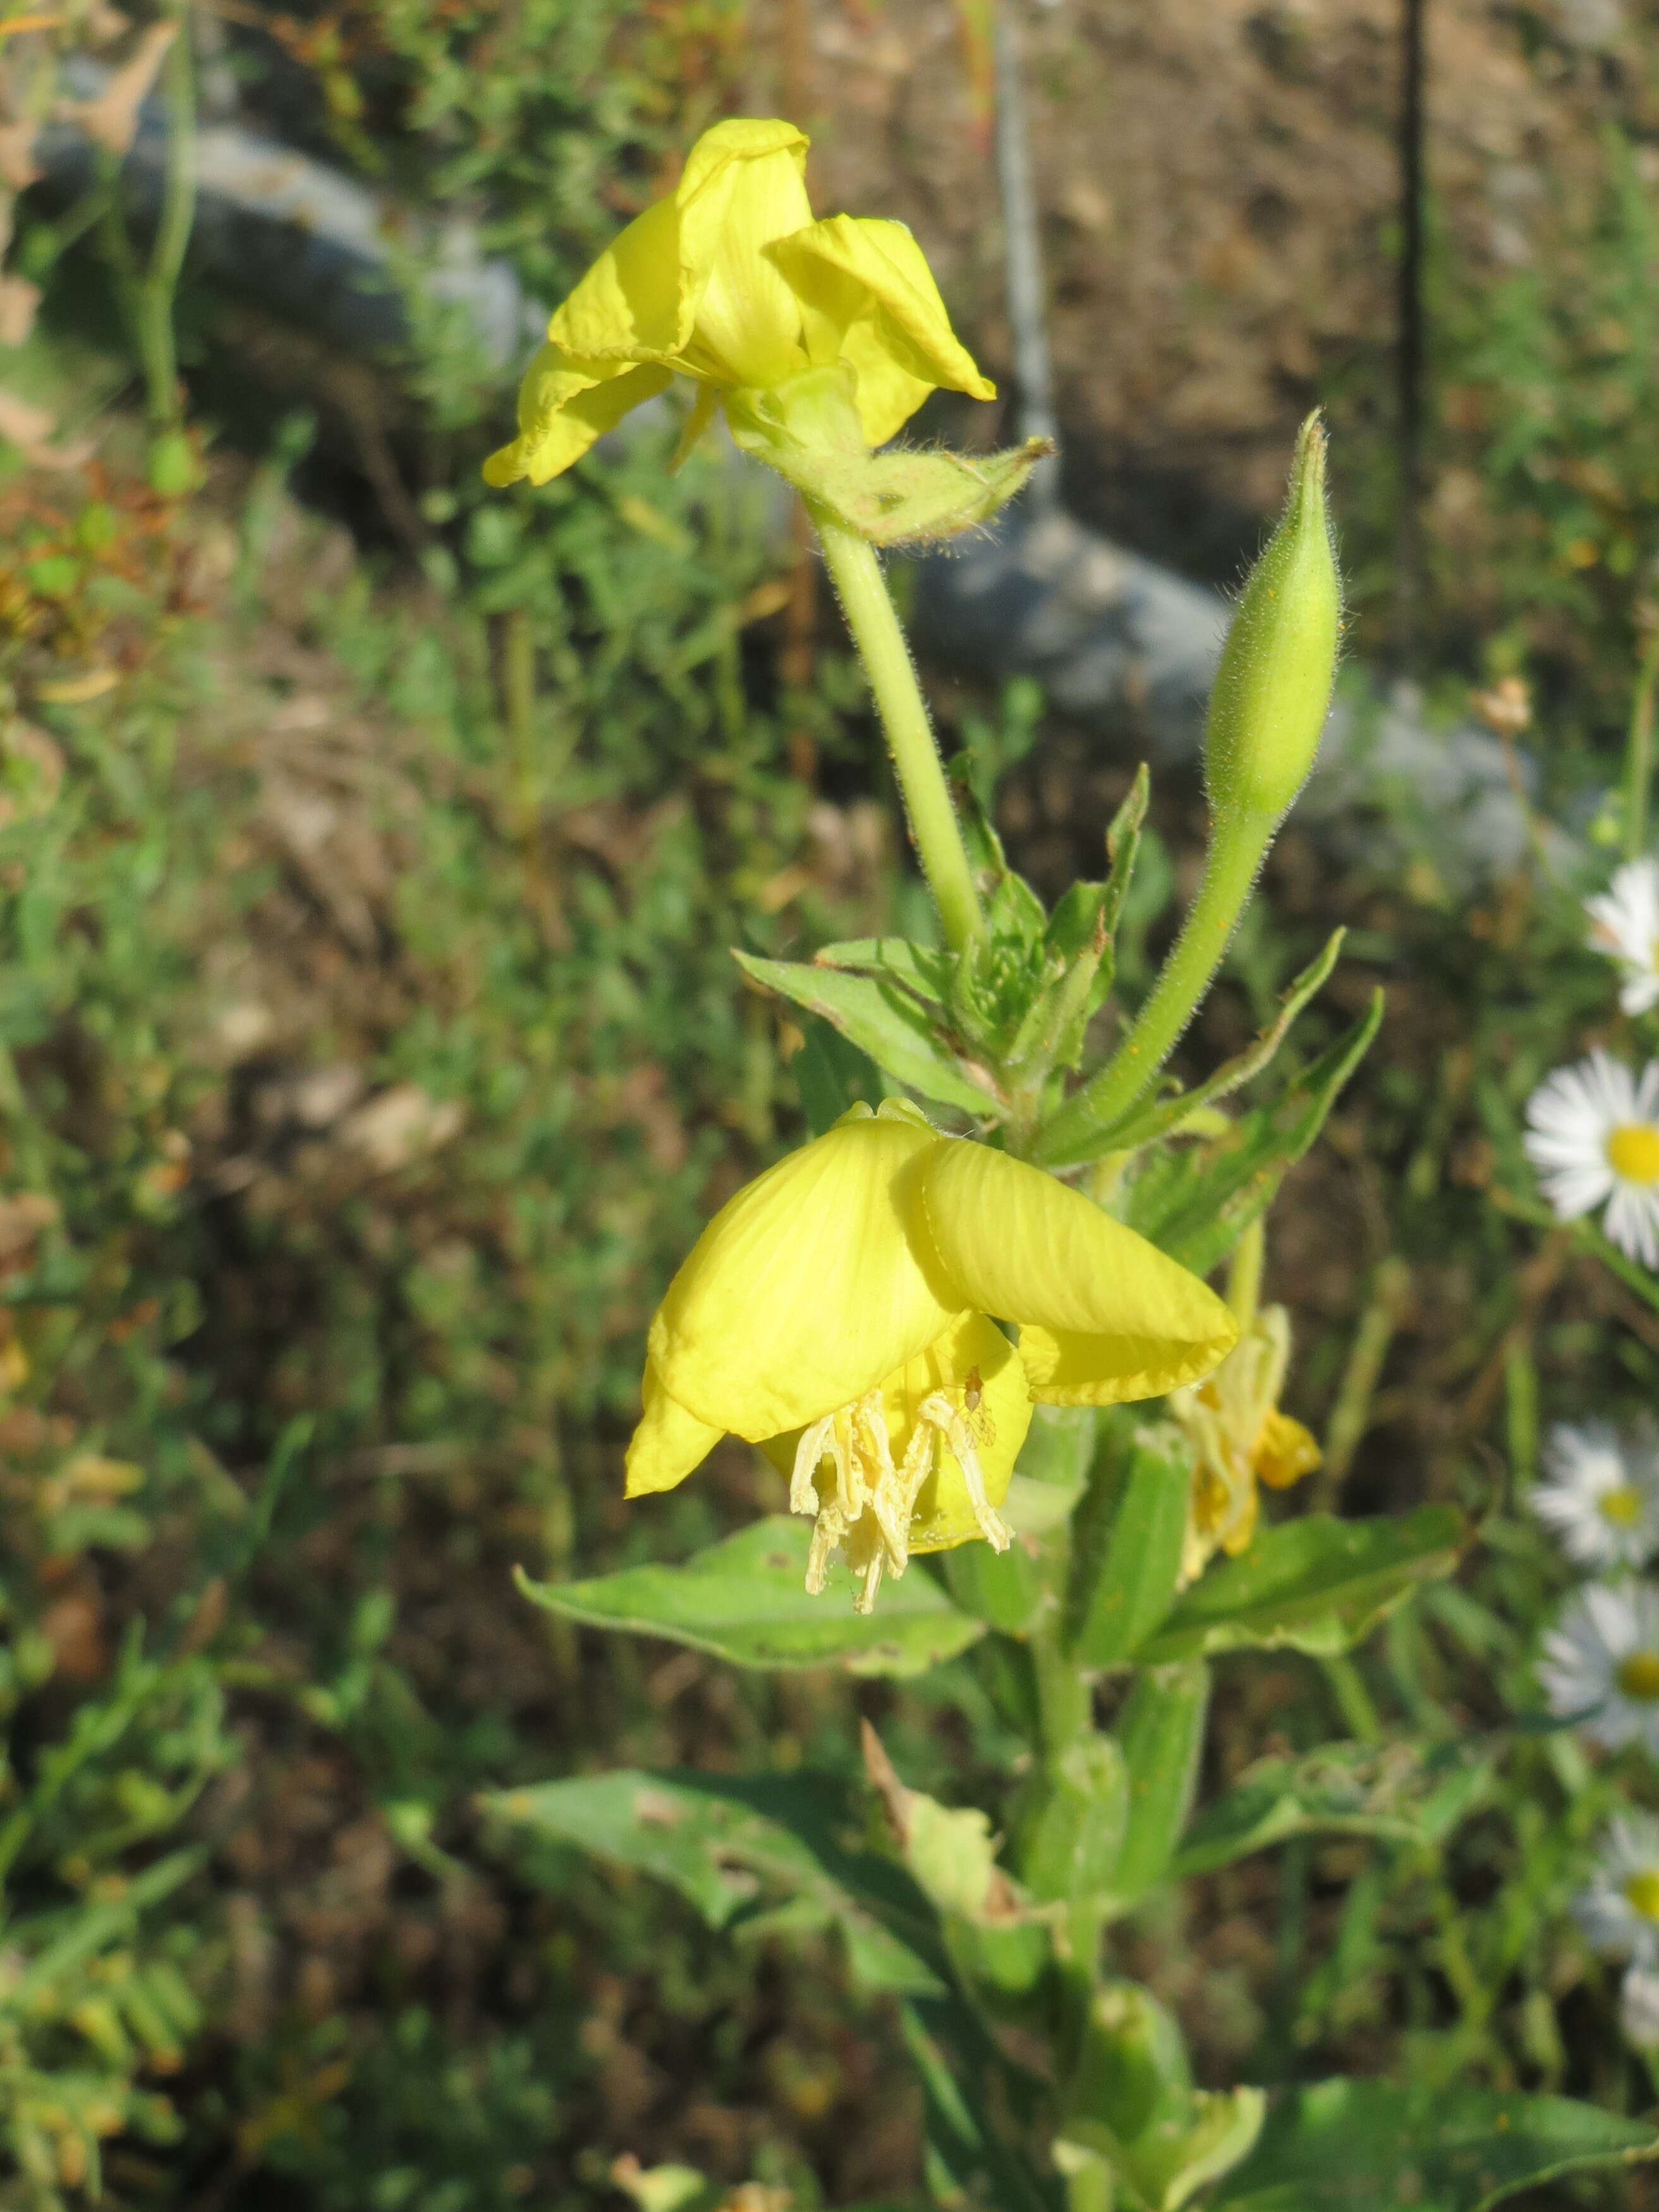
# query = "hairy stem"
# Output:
<box><xmin>811</xmin><ymin>510</ymin><xmax>983</xmax><ymax>952</ymax></box>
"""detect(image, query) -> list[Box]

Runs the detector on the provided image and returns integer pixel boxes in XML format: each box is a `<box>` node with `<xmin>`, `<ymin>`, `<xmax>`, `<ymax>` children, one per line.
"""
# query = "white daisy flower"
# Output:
<box><xmin>1574</xmin><ymin>1814</ymin><xmax>1659</xmax><ymax>1964</ymax></box>
<box><xmin>1623</xmin><ymin>1964</ymin><xmax>1659</xmax><ymax>2048</ymax></box>
<box><xmin>1524</xmin><ymin>1050</ymin><xmax>1659</xmax><ymax>1268</ymax></box>
<box><xmin>1587</xmin><ymin>858</ymin><xmax>1659</xmax><ymax>1015</ymax></box>
<box><xmin>1539</xmin><ymin>1582</ymin><xmax>1659</xmax><ymax>1754</ymax></box>
<box><xmin>1530</xmin><ymin>1421</ymin><xmax>1659</xmax><ymax>1570</ymax></box>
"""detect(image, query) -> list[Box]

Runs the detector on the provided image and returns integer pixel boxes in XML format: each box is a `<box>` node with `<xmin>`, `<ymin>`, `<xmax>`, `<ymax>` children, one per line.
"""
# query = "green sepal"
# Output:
<box><xmin>1066</xmin><ymin>1418</ymin><xmax>1192</xmax><ymax>1667</ymax></box>
<box><xmin>734</xmin><ymin>948</ymin><xmax>1002</xmax><ymax>1117</ymax></box>
<box><xmin>1105</xmin><ymin>1662</ymin><xmax>1209</xmax><ymax>1912</ymax></box>
<box><xmin>1115</xmin><ymin>990</ymin><xmax>1382</xmax><ymax>1268</ymax></box>
<box><xmin>1100</xmin><ymin>928</ymin><xmax>1346</xmax><ymax>1154</ymax></box>
<box><xmin>1136</xmin><ymin>1507</ymin><xmax>1467</xmax><ymax>1664</ymax></box>
<box><xmin>1210</xmin><ymin>2079</ymin><xmax>1659</xmax><ymax>2212</ymax></box>
<box><xmin>727</xmin><ymin>375</ymin><xmax>1052</xmax><ymax>547</ymax></box>
<box><xmin>516</xmin><ymin>1516</ymin><xmax>985</xmax><ymax>1677</ymax></box>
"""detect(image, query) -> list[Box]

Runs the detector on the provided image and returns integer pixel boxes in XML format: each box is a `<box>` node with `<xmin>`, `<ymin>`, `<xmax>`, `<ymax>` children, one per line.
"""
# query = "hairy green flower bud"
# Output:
<box><xmin>1203</xmin><ymin>413</ymin><xmax>1340</xmax><ymax>830</ymax></box>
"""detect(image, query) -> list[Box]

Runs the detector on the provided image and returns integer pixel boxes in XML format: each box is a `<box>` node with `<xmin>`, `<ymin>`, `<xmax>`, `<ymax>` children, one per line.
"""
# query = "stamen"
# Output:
<box><xmin>857</xmin><ymin>1549</ymin><xmax>884</xmax><ymax>1614</ymax></box>
<box><xmin>918</xmin><ymin>1392</ymin><xmax>1012</xmax><ymax>1552</ymax></box>
<box><xmin>805</xmin><ymin>1501</ymin><xmax>845</xmax><ymax>1595</ymax></box>
<box><xmin>791</xmin><ymin>1415</ymin><xmax>835</xmax><ymax>1515</ymax></box>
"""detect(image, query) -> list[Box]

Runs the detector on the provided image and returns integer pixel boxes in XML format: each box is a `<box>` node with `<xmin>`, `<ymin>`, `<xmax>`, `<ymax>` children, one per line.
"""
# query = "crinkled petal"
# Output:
<box><xmin>676</xmin><ymin>118</ymin><xmax>813</xmax><ymax>387</ymax></box>
<box><xmin>902</xmin><ymin>1139</ymin><xmax>1237</xmax><ymax>1406</ymax></box>
<box><xmin>769</xmin><ymin>214</ymin><xmax>995</xmax><ymax>441</ymax></box>
<box><xmin>650</xmin><ymin>1105</ymin><xmax>958</xmax><ymax>1441</ymax></box>
<box><xmin>482</xmin><ymin>350</ymin><xmax>672</xmax><ymax>487</ymax></box>
<box><xmin>547</xmin><ymin>197</ymin><xmax>691</xmax><ymax>365</ymax></box>
<box><xmin>625</xmin><ymin>1361</ymin><xmax>724</xmax><ymax>1497</ymax></box>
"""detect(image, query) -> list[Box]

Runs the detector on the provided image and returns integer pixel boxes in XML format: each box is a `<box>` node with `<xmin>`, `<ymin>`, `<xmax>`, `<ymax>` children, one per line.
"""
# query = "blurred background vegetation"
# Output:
<box><xmin>2</xmin><ymin>0</ymin><xmax>1659</xmax><ymax>2204</ymax></box>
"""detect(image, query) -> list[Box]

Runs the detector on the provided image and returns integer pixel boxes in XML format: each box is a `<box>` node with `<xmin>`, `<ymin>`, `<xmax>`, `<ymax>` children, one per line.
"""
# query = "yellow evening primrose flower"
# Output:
<box><xmin>483</xmin><ymin>116</ymin><xmax>995</xmax><ymax>491</ymax></box>
<box><xmin>626</xmin><ymin>1101</ymin><xmax>1239</xmax><ymax>1612</ymax></box>
<box><xmin>1168</xmin><ymin>1303</ymin><xmax>1322</xmax><ymax>1586</ymax></box>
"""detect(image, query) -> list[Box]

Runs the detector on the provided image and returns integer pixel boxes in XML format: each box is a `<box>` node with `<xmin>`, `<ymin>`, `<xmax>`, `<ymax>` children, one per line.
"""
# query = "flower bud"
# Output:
<box><xmin>1203</xmin><ymin>414</ymin><xmax>1340</xmax><ymax>830</ymax></box>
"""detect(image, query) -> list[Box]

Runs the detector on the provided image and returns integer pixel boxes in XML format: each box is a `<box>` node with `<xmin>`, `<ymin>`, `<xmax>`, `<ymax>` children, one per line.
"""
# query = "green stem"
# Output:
<box><xmin>137</xmin><ymin>7</ymin><xmax>196</xmax><ymax>428</ymax></box>
<box><xmin>1626</xmin><ymin>627</ymin><xmax>1659</xmax><ymax>861</ymax></box>
<box><xmin>1036</xmin><ymin>820</ymin><xmax>1266</xmax><ymax>1164</ymax></box>
<box><xmin>811</xmin><ymin>509</ymin><xmax>983</xmax><ymax>952</ymax></box>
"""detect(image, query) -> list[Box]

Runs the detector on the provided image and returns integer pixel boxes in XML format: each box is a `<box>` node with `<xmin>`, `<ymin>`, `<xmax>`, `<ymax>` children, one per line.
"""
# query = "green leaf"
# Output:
<box><xmin>793</xmin><ymin>1013</ymin><xmax>885</xmax><ymax>1136</ymax></box>
<box><xmin>942</xmin><ymin>1529</ymin><xmax>1046</xmax><ymax>1634</ymax></box>
<box><xmin>734</xmin><ymin>949</ymin><xmax>1000</xmax><ymax>1116</ymax></box>
<box><xmin>1210</xmin><ymin>2080</ymin><xmax>1659</xmax><ymax>2211</ymax></box>
<box><xmin>1172</xmin><ymin>1741</ymin><xmax>1483</xmax><ymax>1880</ymax></box>
<box><xmin>1066</xmin><ymin>1418</ymin><xmax>1192</xmax><ymax>1667</ymax></box>
<box><xmin>1102</xmin><ymin>929</ymin><xmax>1346</xmax><ymax>1153</ymax></box>
<box><xmin>1136</xmin><ymin>1508</ymin><xmax>1467</xmax><ymax>1664</ymax></box>
<box><xmin>483</xmin><ymin>1767</ymin><xmax>945</xmax><ymax>1997</ymax></box>
<box><xmin>1117</xmin><ymin>993</ymin><xmax>1382</xmax><ymax>1270</ymax></box>
<box><xmin>1107</xmin><ymin>1663</ymin><xmax>1209</xmax><ymax>1911</ymax></box>
<box><xmin>516</xmin><ymin>1516</ymin><xmax>985</xmax><ymax>1676</ymax></box>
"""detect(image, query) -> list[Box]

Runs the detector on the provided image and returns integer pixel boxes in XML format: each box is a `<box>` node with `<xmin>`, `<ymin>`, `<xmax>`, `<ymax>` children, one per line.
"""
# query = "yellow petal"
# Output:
<box><xmin>624</xmin><ymin>1361</ymin><xmax>724</xmax><ymax>1497</ymax></box>
<box><xmin>650</xmin><ymin>1103</ymin><xmax>959</xmax><ymax>1442</ymax></box>
<box><xmin>548</xmin><ymin>196</ymin><xmax>691</xmax><ymax>365</ymax></box>
<box><xmin>768</xmin><ymin>214</ymin><xmax>995</xmax><ymax>442</ymax></box>
<box><xmin>482</xmin><ymin>349</ymin><xmax>672</xmax><ymax>487</ymax></box>
<box><xmin>903</xmin><ymin>1141</ymin><xmax>1238</xmax><ymax>1406</ymax></box>
<box><xmin>676</xmin><ymin>118</ymin><xmax>813</xmax><ymax>387</ymax></box>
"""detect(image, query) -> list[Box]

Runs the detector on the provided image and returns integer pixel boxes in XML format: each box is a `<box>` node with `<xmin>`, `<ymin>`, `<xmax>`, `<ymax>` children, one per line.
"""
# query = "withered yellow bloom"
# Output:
<box><xmin>484</xmin><ymin>117</ymin><xmax>994</xmax><ymax>490</ymax></box>
<box><xmin>628</xmin><ymin>1101</ymin><xmax>1238</xmax><ymax>1612</ymax></box>
<box><xmin>1169</xmin><ymin>1303</ymin><xmax>1321</xmax><ymax>1585</ymax></box>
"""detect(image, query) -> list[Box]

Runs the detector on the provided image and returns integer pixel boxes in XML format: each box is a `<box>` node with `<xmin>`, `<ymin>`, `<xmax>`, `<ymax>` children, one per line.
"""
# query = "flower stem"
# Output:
<box><xmin>1626</xmin><ymin>627</ymin><xmax>1659</xmax><ymax>862</ymax></box>
<box><xmin>811</xmin><ymin>509</ymin><xmax>983</xmax><ymax>951</ymax></box>
<box><xmin>1035</xmin><ymin>819</ymin><xmax>1265</xmax><ymax>1165</ymax></box>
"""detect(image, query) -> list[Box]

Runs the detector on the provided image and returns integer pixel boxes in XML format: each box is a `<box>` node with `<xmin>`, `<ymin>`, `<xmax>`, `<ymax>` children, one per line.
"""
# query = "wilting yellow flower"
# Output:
<box><xmin>1169</xmin><ymin>1303</ymin><xmax>1321</xmax><ymax>1585</ymax></box>
<box><xmin>627</xmin><ymin>1101</ymin><xmax>1238</xmax><ymax>1611</ymax></box>
<box><xmin>484</xmin><ymin>116</ymin><xmax>994</xmax><ymax>490</ymax></box>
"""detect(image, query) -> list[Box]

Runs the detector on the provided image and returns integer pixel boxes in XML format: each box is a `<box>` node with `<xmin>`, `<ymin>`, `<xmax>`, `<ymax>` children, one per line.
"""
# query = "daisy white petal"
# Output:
<box><xmin>1587</xmin><ymin>860</ymin><xmax>1659</xmax><ymax>1015</ymax></box>
<box><xmin>1623</xmin><ymin>1964</ymin><xmax>1659</xmax><ymax>2047</ymax></box>
<box><xmin>1531</xmin><ymin>1421</ymin><xmax>1659</xmax><ymax>1570</ymax></box>
<box><xmin>1524</xmin><ymin>1050</ymin><xmax>1659</xmax><ymax>1267</ymax></box>
<box><xmin>1540</xmin><ymin>1582</ymin><xmax>1659</xmax><ymax>1754</ymax></box>
<box><xmin>1574</xmin><ymin>1814</ymin><xmax>1659</xmax><ymax>1967</ymax></box>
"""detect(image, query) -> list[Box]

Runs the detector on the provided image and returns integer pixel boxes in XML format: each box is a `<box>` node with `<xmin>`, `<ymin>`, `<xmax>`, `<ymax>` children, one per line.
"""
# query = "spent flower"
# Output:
<box><xmin>1539</xmin><ymin>1581</ymin><xmax>1659</xmax><ymax>1755</ymax></box>
<box><xmin>1524</xmin><ymin>1049</ymin><xmax>1659</xmax><ymax>1268</ymax></box>
<box><xmin>626</xmin><ymin>1101</ymin><xmax>1237</xmax><ymax>1612</ymax></box>
<box><xmin>1168</xmin><ymin>1303</ymin><xmax>1321</xmax><ymax>1585</ymax></box>
<box><xmin>1586</xmin><ymin>857</ymin><xmax>1659</xmax><ymax>1016</ymax></box>
<box><xmin>1529</xmin><ymin>1421</ymin><xmax>1659</xmax><ymax>1571</ymax></box>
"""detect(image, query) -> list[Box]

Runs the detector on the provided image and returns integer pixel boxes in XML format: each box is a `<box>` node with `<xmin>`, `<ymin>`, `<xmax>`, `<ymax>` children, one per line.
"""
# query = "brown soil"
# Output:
<box><xmin>746</xmin><ymin>0</ymin><xmax>1659</xmax><ymax>574</ymax></box>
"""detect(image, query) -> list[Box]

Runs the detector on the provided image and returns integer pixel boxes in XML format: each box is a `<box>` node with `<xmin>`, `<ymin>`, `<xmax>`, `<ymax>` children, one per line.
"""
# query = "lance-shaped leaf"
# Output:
<box><xmin>1099</xmin><ymin>930</ymin><xmax>1346</xmax><ymax>1154</ymax></box>
<box><xmin>1115</xmin><ymin>993</ymin><xmax>1383</xmax><ymax>1273</ymax></box>
<box><xmin>482</xmin><ymin>1767</ymin><xmax>945</xmax><ymax>1996</ymax></box>
<box><xmin>1136</xmin><ymin>1507</ymin><xmax>1467</xmax><ymax>1665</ymax></box>
<box><xmin>1066</xmin><ymin>1419</ymin><xmax>1192</xmax><ymax>1667</ymax></box>
<box><xmin>1172</xmin><ymin>1741</ymin><xmax>1488</xmax><ymax>1880</ymax></box>
<box><xmin>734</xmin><ymin>949</ymin><xmax>1000</xmax><ymax>1115</ymax></box>
<box><xmin>1210</xmin><ymin>2079</ymin><xmax>1659</xmax><ymax>2211</ymax></box>
<box><xmin>1106</xmin><ymin>1662</ymin><xmax>1209</xmax><ymax>1911</ymax></box>
<box><xmin>517</xmin><ymin>1516</ymin><xmax>985</xmax><ymax>1676</ymax></box>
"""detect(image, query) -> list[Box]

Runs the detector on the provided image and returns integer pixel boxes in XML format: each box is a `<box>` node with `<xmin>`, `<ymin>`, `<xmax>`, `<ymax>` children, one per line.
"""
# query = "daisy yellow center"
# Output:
<box><xmin>1601</xmin><ymin>1484</ymin><xmax>1646</xmax><ymax>1528</ymax></box>
<box><xmin>1607</xmin><ymin>1123</ymin><xmax>1659</xmax><ymax>1186</ymax></box>
<box><xmin>1617</xmin><ymin>1650</ymin><xmax>1659</xmax><ymax>1701</ymax></box>
<box><xmin>1626</xmin><ymin>1871</ymin><xmax>1659</xmax><ymax>1921</ymax></box>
